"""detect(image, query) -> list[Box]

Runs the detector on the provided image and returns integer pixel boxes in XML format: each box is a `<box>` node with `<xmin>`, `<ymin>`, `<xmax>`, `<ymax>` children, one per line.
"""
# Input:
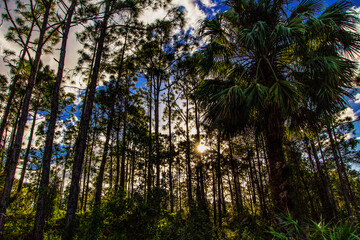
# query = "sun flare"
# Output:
<box><xmin>196</xmin><ymin>143</ymin><xmax>208</xmax><ymax>153</ymax></box>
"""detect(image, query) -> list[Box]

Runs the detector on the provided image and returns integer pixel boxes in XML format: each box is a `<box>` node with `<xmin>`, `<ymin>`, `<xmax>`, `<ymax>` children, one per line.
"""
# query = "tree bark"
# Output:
<box><xmin>147</xmin><ymin>79</ymin><xmax>153</xmax><ymax>195</ymax></box>
<box><xmin>216</xmin><ymin>134</ymin><xmax>222</xmax><ymax>228</ymax></box>
<box><xmin>34</xmin><ymin>2</ymin><xmax>77</xmax><ymax>238</ymax></box>
<box><xmin>120</xmin><ymin>95</ymin><xmax>128</xmax><ymax>189</ymax></box>
<box><xmin>167</xmin><ymin>82</ymin><xmax>174</xmax><ymax>212</ymax></box>
<box><xmin>331</xmin><ymin>126</ymin><xmax>360</xmax><ymax>221</ymax></box>
<box><xmin>265</xmin><ymin>108</ymin><xmax>289</xmax><ymax>214</ymax></box>
<box><xmin>0</xmin><ymin>0</ymin><xmax>53</xmax><ymax>234</ymax></box>
<box><xmin>60</xmin><ymin>139</ymin><xmax>72</xmax><ymax>206</ymax></box>
<box><xmin>229</xmin><ymin>140</ymin><xmax>242</xmax><ymax>215</ymax></box>
<box><xmin>326</xmin><ymin>124</ymin><xmax>354</xmax><ymax>223</ymax></box>
<box><xmin>0</xmin><ymin>2</ymin><xmax>35</xmax><ymax>147</ymax></box>
<box><xmin>255</xmin><ymin>136</ymin><xmax>267</xmax><ymax>216</ymax></box>
<box><xmin>309</xmin><ymin>140</ymin><xmax>337</xmax><ymax>221</ymax></box>
<box><xmin>62</xmin><ymin>2</ymin><xmax>111</xmax><ymax>238</ymax></box>
<box><xmin>212</xmin><ymin>162</ymin><xmax>217</xmax><ymax>227</ymax></box>
<box><xmin>185</xmin><ymin>97</ymin><xmax>192</xmax><ymax>206</ymax></box>
<box><xmin>155</xmin><ymin>75</ymin><xmax>161</xmax><ymax>188</ymax></box>
<box><xmin>17</xmin><ymin>107</ymin><xmax>38</xmax><ymax>193</ymax></box>
<box><xmin>94</xmin><ymin>105</ymin><xmax>115</xmax><ymax>206</ymax></box>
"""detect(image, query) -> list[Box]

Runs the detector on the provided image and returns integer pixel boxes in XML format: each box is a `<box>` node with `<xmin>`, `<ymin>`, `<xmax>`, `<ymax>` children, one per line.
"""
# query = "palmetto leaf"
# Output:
<box><xmin>268</xmin><ymin>80</ymin><xmax>301</xmax><ymax>114</ymax></box>
<box><xmin>244</xmin><ymin>82</ymin><xmax>269</xmax><ymax>109</ymax></box>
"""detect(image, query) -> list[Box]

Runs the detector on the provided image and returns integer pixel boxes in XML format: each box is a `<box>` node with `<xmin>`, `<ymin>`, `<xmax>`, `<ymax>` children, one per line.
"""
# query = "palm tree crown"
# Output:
<box><xmin>196</xmin><ymin>0</ymin><xmax>360</xmax><ymax>213</ymax></box>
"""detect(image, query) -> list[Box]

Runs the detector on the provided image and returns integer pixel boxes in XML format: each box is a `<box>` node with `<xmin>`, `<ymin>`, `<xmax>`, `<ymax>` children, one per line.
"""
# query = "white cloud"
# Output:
<box><xmin>355</xmin><ymin>93</ymin><xmax>360</xmax><ymax>104</ymax></box>
<box><xmin>140</xmin><ymin>0</ymin><xmax>207</xmax><ymax>31</ymax></box>
<box><xmin>339</xmin><ymin>107</ymin><xmax>356</xmax><ymax>121</ymax></box>
<box><xmin>201</xmin><ymin>0</ymin><xmax>216</xmax><ymax>7</ymax></box>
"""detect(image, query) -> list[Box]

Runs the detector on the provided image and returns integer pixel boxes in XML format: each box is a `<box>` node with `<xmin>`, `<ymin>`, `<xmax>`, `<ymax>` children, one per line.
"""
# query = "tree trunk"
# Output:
<box><xmin>120</xmin><ymin>96</ymin><xmax>128</xmax><ymax>189</ymax></box>
<box><xmin>17</xmin><ymin>107</ymin><xmax>38</xmax><ymax>193</ymax></box>
<box><xmin>80</xmin><ymin>153</ymin><xmax>88</xmax><ymax>212</ymax></box>
<box><xmin>167</xmin><ymin>82</ymin><xmax>174</xmax><ymax>212</ymax></box>
<box><xmin>255</xmin><ymin>136</ymin><xmax>267</xmax><ymax>216</ymax></box>
<box><xmin>94</xmin><ymin>105</ymin><xmax>115</xmax><ymax>206</ymax></box>
<box><xmin>90</xmin><ymin>104</ymin><xmax>116</xmax><ymax>239</ymax></box>
<box><xmin>0</xmin><ymin>3</ymin><xmax>35</xmax><ymax>147</ymax></box>
<box><xmin>109</xmin><ymin>134</ymin><xmax>114</xmax><ymax>190</ymax></box>
<box><xmin>5</xmin><ymin>97</ymin><xmax>24</xmax><ymax>171</ymax></box>
<box><xmin>216</xmin><ymin>134</ymin><xmax>222</xmax><ymax>228</ymax></box>
<box><xmin>155</xmin><ymin>75</ymin><xmax>161</xmax><ymax>189</ymax></box>
<box><xmin>332</xmin><ymin>126</ymin><xmax>360</xmax><ymax>221</ymax></box>
<box><xmin>212</xmin><ymin>162</ymin><xmax>217</xmax><ymax>227</ymax></box>
<box><xmin>63</xmin><ymin>2</ymin><xmax>110</xmax><ymax>238</ymax></box>
<box><xmin>326</xmin><ymin>124</ymin><xmax>355</xmax><ymax>223</ymax></box>
<box><xmin>34</xmin><ymin>2</ymin><xmax>77</xmax><ymax>238</ymax></box>
<box><xmin>265</xmin><ymin>108</ymin><xmax>289</xmax><ymax>214</ymax></box>
<box><xmin>84</xmin><ymin>130</ymin><xmax>96</xmax><ymax>212</ymax></box>
<box><xmin>247</xmin><ymin>150</ymin><xmax>257</xmax><ymax>214</ymax></box>
<box><xmin>185</xmin><ymin>97</ymin><xmax>192</xmax><ymax>206</ymax></box>
<box><xmin>115</xmin><ymin>110</ymin><xmax>121</xmax><ymax>189</ymax></box>
<box><xmin>229</xmin><ymin>140</ymin><xmax>242</xmax><ymax>215</ymax></box>
<box><xmin>147</xmin><ymin>79</ymin><xmax>153</xmax><ymax>195</ymax></box>
<box><xmin>309</xmin><ymin>140</ymin><xmax>337</xmax><ymax>221</ymax></box>
<box><xmin>60</xmin><ymin>139</ymin><xmax>72</xmax><ymax>206</ymax></box>
<box><xmin>0</xmin><ymin>0</ymin><xmax>53</xmax><ymax>233</ymax></box>
<box><xmin>130</xmin><ymin>148</ymin><xmax>135</xmax><ymax>198</ymax></box>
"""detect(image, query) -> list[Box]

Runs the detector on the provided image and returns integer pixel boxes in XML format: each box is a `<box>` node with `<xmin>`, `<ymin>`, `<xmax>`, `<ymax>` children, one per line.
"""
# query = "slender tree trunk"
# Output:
<box><xmin>147</xmin><ymin>79</ymin><xmax>153</xmax><ymax>194</ymax></box>
<box><xmin>229</xmin><ymin>140</ymin><xmax>242</xmax><ymax>215</ymax></box>
<box><xmin>63</xmin><ymin>2</ymin><xmax>110</xmax><ymax>238</ymax></box>
<box><xmin>317</xmin><ymin>139</ymin><xmax>338</xmax><ymax>212</ymax></box>
<box><xmin>0</xmin><ymin>5</ymin><xmax>35</xmax><ymax>147</ymax></box>
<box><xmin>155</xmin><ymin>75</ymin><xmax>161</xmax><ymax>189</ymax></box>
<box><xmin>109</xmin><ymin>134</ymin><xmax>114</xmax><ymax>190</ymax></box>
<box><xmin>310</xmin><ymin>140</ymin><xmax>337</xmax><ymax>221</ymax></box>
<box><xmin>255</xmin><ymin>136</ymin><xmax>267</xmax><ymax>216</ymax></box>
<box><xmin>247</xmin><ymin>150</ymin><xmax>257</xmax><ymax>214</ymax></box>
<box><xmin>0</xmin><ymin>1</ymin><xmax>53</xmax><ymax>233</ymax></box>
<box><xmin>221</xmin><ymin>175</ymin><xmax>226</xmax><ymax>217</ymax></box>
<box><xmin>332</xmin><ymin>126</ymin><xmax>360</xmax><ymax>221</ymax></box>
<box><xmin>5</xmin><ymin>97</ymin><xmax>24</xmax><ymax>171</ymax></box>
<box><xmin>84</xmin><ymin>135</ymin><xmax>95</xmax><ymax>212</ymax></box>
<box><xmin>167</xmin><ymin>83</ymin><xmax>174</xmax><ymax>212</ymax></box>
<box><xmin>120</xmin><ymin>97</ymin><xmax>128</xmax><ymax>189</ymax></box>
<box><xmin>115</xmin><ymin>111</ymin><xmax>121</xmax><ymax>189</ymax></box>
<box><xmin>290</xmin><ymin>145</ymin><xmax>316</xmax><ymax>219</ymax></box>
<box><xmin>185</xmin><ymin>97</ymin><xmax>192</xmax><ymax>206</ymax></box>
<box><xmin>94</xmin><ymin>105</ymin><xmax>115</xmax><ymax>206</ymax></box>
<box><xmin>60</xmin><ymin>139</ymin><xmax>72</xmax><ymax>205</ymax></box>
<box><xmin>326</xmin><ymin>124</ymin><xmax>355</xmax><ymax>223</ymax></box>
<box><xmin>178</xmin><ymin>161</ymin><xmax>182</xmax><ymax>211</ymax></box>
<box><xmin>90</xmin><ymin>105</ymin><xmax>116</xmax><ymax>240</ymax></box>
<box><xmin>194</xmin><ymin>100</ymin><xmax>206</xmax><ymax>209</ymax></box>
<box><xmin>0</xmin><ymin>129</ymin><xmax>9</xmax><ymax>170</ymax></box>
<box><xmin>252</xmin><ymin>149</ymin><xmax>264</xmax><ymax>214</ymax></box>
<box><xmin>228</xmin><ymin>175</ymin><xmax>235</xmax><ymax>213</ymax></box>
<box><xmin>212</xmin><ymin>162</ymin><xmax>217</xmax><ymax>227</ymax></box>
<box><xmin>130</xmin><ymin>149</ymin><xmax>135</xmax><ymax>197</ymax></box>
<box><xmin>216</xmin><ymin>134</ymin><xmax>222</xmax><ymax>228</ymax></box>
<box><xmin>17</xmin><ymin>107</ymin><xmax>38</xmax><ymax>193</ymax></box>
<box><xmin>34</xmin><ymin>2</ymin><xmax>77</xmax><ymax>238</ymax></box>
<box><xmin>80</xmin><ymin>152</ymin><xmax>88</xmax><ymax>212</ymax></box>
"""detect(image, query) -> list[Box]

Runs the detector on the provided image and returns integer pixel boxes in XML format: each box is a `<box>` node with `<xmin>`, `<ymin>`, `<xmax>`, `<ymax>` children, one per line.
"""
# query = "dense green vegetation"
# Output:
<box><xmin>0</xmin><ymin>0</ymin><xmax>360</xmax><ymax>239</ymax></box>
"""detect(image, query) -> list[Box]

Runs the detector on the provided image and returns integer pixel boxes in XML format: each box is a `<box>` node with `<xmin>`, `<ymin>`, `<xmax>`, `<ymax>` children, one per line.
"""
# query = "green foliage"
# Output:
<box><xmin>3</xmin><ymin>186</ymin><xmax>35</xmax><ymax>239</ymax></box>
<box><xmin>268</xmin><ymin>213</ymin><xmax>360</xmax><ymax>240</ymax></box>
<box><xmin>71</xmin><ymin>188</ymin><xmax>215</xmax><ymax>240</ymax></box>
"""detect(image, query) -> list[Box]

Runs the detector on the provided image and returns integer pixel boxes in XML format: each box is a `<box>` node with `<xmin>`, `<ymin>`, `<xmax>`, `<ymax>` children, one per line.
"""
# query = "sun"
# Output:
<box><xmin>196</xmin><ymin>143</ymin><xmax>208</xmax><ymax>153</ymax></box>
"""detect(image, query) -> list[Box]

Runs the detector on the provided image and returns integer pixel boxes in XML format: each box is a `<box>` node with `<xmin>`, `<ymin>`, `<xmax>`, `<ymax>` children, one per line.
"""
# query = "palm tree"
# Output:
<box><xmin>196</xmin><ymin>0</ymin><xmax>359</xmax><ymax>214</ymax></box>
